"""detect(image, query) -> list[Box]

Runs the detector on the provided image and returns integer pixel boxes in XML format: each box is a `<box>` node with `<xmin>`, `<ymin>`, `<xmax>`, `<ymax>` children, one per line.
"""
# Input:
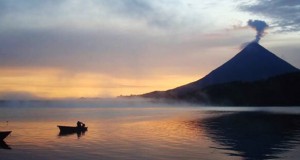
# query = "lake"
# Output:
<box><xmin>1</xmin><ymin>99</ymin><xmax>300</xmax><ymax>160</ymax></box>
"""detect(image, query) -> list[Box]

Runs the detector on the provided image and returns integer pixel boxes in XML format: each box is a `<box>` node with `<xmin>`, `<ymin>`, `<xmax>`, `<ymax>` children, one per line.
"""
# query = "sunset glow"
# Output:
<box><xmin>0</xmin><ymin>67</ymin><xmax>201</xmax><ymax>98</ymax></box>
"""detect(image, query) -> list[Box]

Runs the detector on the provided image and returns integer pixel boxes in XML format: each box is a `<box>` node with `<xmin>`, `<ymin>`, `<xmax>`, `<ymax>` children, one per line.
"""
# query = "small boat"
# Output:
<box><xmin>57</xmin><ymin>126</ymin><xmax>88</xmax><ymax>133</ymax></box>
<box><xmin>0</xmin><ymin>131</ymin><xmax>11</xmax><ymax>141</ymax></box>
<box><xmin>0</xmin><ymin>141</ymin><xmax>11</xmax><ymax>150</ymax></box>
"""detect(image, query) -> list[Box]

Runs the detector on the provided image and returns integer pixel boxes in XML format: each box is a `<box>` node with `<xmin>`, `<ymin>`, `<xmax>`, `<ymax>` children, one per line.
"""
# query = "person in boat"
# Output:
<box><xmin>76</xmin><ymin>121</ymin><xmax>85</xmax><ymax>128</ymax></box>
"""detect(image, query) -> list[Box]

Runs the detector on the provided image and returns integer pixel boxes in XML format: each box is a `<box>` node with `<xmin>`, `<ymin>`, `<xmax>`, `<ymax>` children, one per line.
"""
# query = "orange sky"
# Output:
<box><xmin>0</xmin><ymin>67</ymin><xmax>201</xmax><ymax>99</ymax></box>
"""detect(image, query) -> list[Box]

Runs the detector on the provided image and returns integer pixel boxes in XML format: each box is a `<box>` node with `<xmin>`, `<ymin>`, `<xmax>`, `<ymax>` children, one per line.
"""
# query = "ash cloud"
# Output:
<box><xmin>247</xmin><ymin>19</ymin><xmax>269</xmax><ymax>43</ymax></box>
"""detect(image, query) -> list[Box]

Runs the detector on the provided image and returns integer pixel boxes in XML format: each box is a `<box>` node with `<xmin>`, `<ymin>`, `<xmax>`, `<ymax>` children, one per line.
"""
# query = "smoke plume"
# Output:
<box><xmin>247</xmin><ymin>19</ymin><xmax>269</xmax><ymax>42</ymax></box>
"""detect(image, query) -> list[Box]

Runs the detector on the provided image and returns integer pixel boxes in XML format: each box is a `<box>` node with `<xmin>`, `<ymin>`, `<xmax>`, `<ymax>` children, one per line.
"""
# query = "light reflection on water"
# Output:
<box><xmin>192</xmin><ymin>112</ymin><xmax>300</xmax><ymax>160</ymax></box>
<box><xmin>1</xmin><ymin>102</ymin><xmax>300</xmax><ymax>160</ymax></box>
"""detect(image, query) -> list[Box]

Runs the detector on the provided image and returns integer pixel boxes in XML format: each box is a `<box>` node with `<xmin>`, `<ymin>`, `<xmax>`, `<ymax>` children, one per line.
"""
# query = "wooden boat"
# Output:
<box><xmin>0</xmin><ymin>131</ymin><xmax>11</xmax><ymax>141</ymax></box>
<box><xmin>57</xmin><ymin>126</ymin><xmax>88</xmax><ymax>133</ymax></box>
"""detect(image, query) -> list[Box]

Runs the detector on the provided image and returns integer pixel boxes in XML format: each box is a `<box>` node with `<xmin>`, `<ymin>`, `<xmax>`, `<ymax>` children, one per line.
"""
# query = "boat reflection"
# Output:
<box><xmin>58</xmin><ymin>130</ymin><xmax>87</xmax><ymax>138</ymax></box>
<box><xmin>192</xmin><ymin>112</ymin><xmax>300</xmax><ymax>160</ymax></box>
<box><xmin>0</xmin><ymin>141</ymin><xmax>11</xmax><ymax>150</ymax></box>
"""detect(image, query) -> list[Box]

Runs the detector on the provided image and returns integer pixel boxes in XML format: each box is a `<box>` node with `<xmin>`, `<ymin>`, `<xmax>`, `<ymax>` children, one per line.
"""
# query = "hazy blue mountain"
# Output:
<box><xmin>141</xmin><ymin>42</ymin><xmax>300</xmax><ymax>105</ymax></box>
<box><xmin>172</xmin><ymin>42</ymin><xmax>298</xmax><ymax>93</ymax></box>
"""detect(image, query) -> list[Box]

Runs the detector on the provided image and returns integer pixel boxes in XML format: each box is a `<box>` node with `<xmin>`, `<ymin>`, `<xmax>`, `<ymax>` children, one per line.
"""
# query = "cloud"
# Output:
<box><xmin>0</xmin><ymin>0</ymin><xmax>196</xmax><ymax>31</ymax></box>
<box><xmin>96</xmin><ymin>0</ymin><xmax>207</xmax><ymax>30</ymax></box>
<box><xmin>240</xmin><ymin>0</ymin><xmax>300</xmax><ymax>32</ymax></box>
<box><xmin>0</xmin><ymin>28</ymin><xmax>157</xmax><ymax>77</ymax></box>
<box><xmin>0</xmin><ymin>28</ymin><xmax>244</xmax><ymax>78</ymax></box>
<box><xmin>2</xmin><ymin>0</ymin><xmax>294</xmax><ymax>79</ymax></box>
<box><xmin>100</xmin><ymin>0</ymin><xmax>173</xmax><ymax>28</ymax></box>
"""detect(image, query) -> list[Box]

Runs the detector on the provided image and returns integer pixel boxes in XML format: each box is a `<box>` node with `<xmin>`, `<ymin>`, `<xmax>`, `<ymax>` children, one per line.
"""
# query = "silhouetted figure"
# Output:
<box><xmin>76</xmin><ymin>121</ymin><xmax>85</xmax><ymax>128</ymax></box>
<box><xmin>77</xmin><ymin>121</ymin><xmax>81</xmax><ymax>128</ymax></box>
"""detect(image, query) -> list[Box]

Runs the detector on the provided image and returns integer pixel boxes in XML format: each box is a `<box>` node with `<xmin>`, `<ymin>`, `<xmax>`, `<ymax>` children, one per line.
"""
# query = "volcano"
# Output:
<box><xmin>141</xmin><ymin>42</ymin><xmax>300</xmax><ymax>105</ymax></box>
<box><xmin>172</xmin><ymin>42</ymin><xmax>298</xmax><ymax>92</ymax></box>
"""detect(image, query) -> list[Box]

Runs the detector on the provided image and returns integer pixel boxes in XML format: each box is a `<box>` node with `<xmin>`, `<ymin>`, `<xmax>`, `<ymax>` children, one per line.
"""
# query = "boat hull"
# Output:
<box><xmin>57</xmin><ymin>126</ymin><xmax>88</xmax><ymax>133</ymax></box>
<box><xmin>0</xmin><ymin>131</ymin><xmax>11</xmax><ymax>141</ymax></box>
<box><xmin>0</xmin><ymin>141</ymin><xmax>11</xmax><ymax>150</ymax></box>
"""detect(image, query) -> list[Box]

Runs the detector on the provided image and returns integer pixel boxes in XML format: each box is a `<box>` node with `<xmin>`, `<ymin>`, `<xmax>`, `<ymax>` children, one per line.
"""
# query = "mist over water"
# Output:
<box><xmin>1</xmin><ymin>99</ymin><xmax>300</xmax><ymax>160</ymax></box>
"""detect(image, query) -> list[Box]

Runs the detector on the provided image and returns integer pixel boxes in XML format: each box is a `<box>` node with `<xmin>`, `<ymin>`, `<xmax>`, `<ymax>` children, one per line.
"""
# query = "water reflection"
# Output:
<box><xmin>2</xmin><ymin>106</ymin><xmax>300</xmax><ymax>160</ymax></box>
<box><xmin>58</xmin><ymin>130</ymin><xmax>87</xmax><ymax>138</ymax></box>
<box><xmin>193</xmin><ymin>112</ymin><xmax>300</xmax><ymax>160</ymax></box>
<box><xmin>0</xmin><ymin>141</ymin><xmax>11</xmax><ymax>150</ymax></box>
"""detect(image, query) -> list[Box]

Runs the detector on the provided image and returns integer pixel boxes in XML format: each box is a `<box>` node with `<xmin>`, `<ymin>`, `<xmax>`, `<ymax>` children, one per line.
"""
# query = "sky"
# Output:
<box><xmin>0</xmin><ymin>0</ymin><xmax>299</xmax><ymax>99</ymax></box>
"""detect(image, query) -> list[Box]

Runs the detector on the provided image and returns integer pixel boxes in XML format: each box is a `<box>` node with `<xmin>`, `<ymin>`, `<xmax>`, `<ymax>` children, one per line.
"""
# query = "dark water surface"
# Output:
<box><xmin>1</xmin><ymin>99</ymin><xmax>300</xmax><ymax>160</ymax></box>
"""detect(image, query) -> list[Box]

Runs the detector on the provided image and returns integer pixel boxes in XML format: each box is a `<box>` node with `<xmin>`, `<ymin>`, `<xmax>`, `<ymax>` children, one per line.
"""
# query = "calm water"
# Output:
<box><xmin>1</xmin><ymin>99</ymin><xmax>300</xmax><ymax>160</ymax></box>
